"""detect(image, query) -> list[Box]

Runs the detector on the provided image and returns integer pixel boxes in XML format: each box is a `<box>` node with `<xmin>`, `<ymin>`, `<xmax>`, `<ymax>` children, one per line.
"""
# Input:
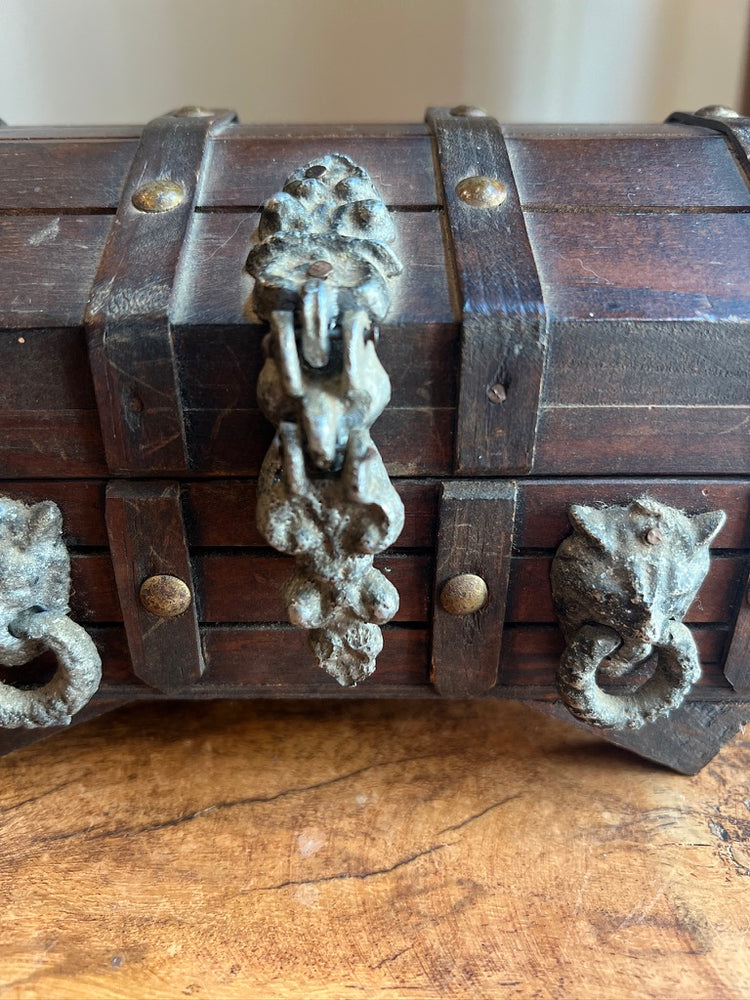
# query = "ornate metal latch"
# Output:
<box><xmin>551</xmin><ymin>498</ymin><xmax>725</xmax><ymax>730</ymax></box>
<box><xmin>248</xmin><ymin>155</ymin><xmax>404</xmax><ymax>686</ymax></box>
<box><xmin>0</xmin><ymin>497</ymin><xmax>101</xmax><ymax>728</ymax></box>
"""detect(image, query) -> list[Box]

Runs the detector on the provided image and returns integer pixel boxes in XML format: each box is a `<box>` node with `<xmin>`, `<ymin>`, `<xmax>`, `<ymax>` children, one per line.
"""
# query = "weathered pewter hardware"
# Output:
<box><xmin>247</xmin><ymin>154</ymin><xmax>405</xmax><ymax>686</ymax></box>
<box><xmin>0</xmin><ymin>497</ymin><xmax>101</xmax><ymax>728</ymax></box>
<box><xmin>551</xmin><ymin>498</ymin><xmax>725</xmax><ymax>730</ymax></box>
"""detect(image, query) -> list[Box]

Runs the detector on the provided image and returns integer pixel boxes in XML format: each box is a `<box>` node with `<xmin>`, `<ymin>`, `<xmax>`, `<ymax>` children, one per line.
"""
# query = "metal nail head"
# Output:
<box><xmin>440</xmin><ymin>574</ymin><xmax>488</xmax><ymax>616</ymax></box>
<box><xmin>140</xmin><ymin>575</ymin><xmax>192</xmax><ymax>618</ymax></box>
<box><xmin>449</xmin><ymin>105</ymin><xmax>487</xmax><ymax>117</ymax></box>
<box><xmin>455</xmin><ymin>176</ymin><xmax>507</xmax><ymax>208</ymax></box>
<box><xmin>131</xmin><ymin>179</ymin><xmax>186</xmax><ymax>213</ymax></box>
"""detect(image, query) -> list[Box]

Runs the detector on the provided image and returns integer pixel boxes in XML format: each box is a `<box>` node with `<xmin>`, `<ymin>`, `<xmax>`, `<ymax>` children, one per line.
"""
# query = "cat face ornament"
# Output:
<box><xmin>551</xmin><ymin>498</ymin><xmax>725</xmax><ymax>730</ymax></box>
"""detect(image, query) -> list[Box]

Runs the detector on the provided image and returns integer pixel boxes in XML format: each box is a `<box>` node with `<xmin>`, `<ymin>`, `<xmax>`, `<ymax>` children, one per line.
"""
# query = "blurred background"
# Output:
<box><xmin>1</xmin><ymin>0</ymin><xmax>749</xmax><ymax>125</ymax></box>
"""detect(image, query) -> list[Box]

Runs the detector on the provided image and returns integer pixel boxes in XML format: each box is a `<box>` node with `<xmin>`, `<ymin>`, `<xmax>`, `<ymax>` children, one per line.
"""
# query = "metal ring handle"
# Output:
<box><xmin>0</xmin><ymin>610</ymin><xmax>102</xmax><ymax>729</ymax></box>
<box><xmin>557</xmin><ymin>622</ymin><xmax>701</xmax><ymax>730</ymax></box>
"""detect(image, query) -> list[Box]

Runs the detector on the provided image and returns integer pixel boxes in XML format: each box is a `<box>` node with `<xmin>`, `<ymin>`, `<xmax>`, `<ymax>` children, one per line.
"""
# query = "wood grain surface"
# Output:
<box><xmin>1</xmin><ymin>699</ymin><xmax>748</xmax><ymax>999</ymax></box>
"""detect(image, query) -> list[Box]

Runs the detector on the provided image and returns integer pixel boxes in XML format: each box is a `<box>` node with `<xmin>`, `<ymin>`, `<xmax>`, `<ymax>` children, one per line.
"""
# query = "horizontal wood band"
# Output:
<box><xmin>667</xmin><ymin>109</ymin><xmax>750</xmax><ymax>187</ymax></box>
<box><xmin>0</xmin><ymin>478</ymin><xmax>745</xmax><ymax>551</ymax></box>
<box><xmin>84</xmin><ymin>108</ymin><xmax>236</xmax><ymax>475</ymax></box>
<box><xmin>45</xmin><ymin>624</ymin><xmax>730</xmax><ymax>697</ymax></box>
<box><xmin>426</xmin><ymin>107</ymin><xmax>547</xmax><ymax>474</ymax></box>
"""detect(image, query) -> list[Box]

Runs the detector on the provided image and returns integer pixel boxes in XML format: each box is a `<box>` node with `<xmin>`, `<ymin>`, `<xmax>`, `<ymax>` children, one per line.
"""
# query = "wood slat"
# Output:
<box><xmin>534</xmin><ymin>406</ymin><xmax>750</xmax><ymax>476</ymax></box>
<box><xmin>176</xmin><ymin>322</ymin><xmax>458</xmax><ymax>411</ymax></box>
<box><xmin>515</xmin><ymin>479</ymin><xmax>750</xmax><ymax>550</ymax></box>
<box><xmin>0</xmin><ymin>215</ymin><xmax>112</xmax><ymax>328</ymax></box>
<box><xmin>0</xmin><ymin>139</ymin><xmax>135</xmax><ymax>210</ymax></box>
<box><xmin>197</xmin><ymin>553</ymin><xmax>431</xmax><ymax>624</ymax></box>
<box><xmin>507</xmin><ymin>136</ymin><xmax>750</xmax><ymax>208</ymax></box>
<box><xmin>65</xmin><ymin>550</ymin><xmax>746</xmax><ymax>631</ymax></box>
<box><xmin>182</xmin><ymin>479</ymin><xmax>439</xmax><ymax>549</ymax></box>
<box><xmin>0</xmin><ymin>411</ymin><xmax>106</xmax><ymax>478</ymax></box>
<box><xmin>527</xmin><ymin>211</ymin><xmax>750</xmax><ymax>322</ymax></box>
<box><xmin>544</xmin><ymin>320</ymin><xmax>749</xmax><ymax>406</ymax></box>
<box><xmin>185</xmin><ymin>406</ymin><xmax>455</xmax><ymax>478</ymax></box>
<box><xmin>199</xmin><ymin>134</ymin><xmax>437</xmax><ymax>207</ymax></box>
<box><xmin>172</xmin><ymin>210</ymin><xmax>454</xmax><ymax>326</ymax></box>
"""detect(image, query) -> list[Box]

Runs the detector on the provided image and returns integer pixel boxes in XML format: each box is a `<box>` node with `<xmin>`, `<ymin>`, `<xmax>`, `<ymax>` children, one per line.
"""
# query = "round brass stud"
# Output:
<box><xmin>695</xmin><ymin>105</ymin><xmax>741</xmax><ymax>119</ymax></box>
<box><xmin>449</xmin><ymin>104</ymin><xmax>487</xmax><ymax>117</ymax></box>
<box><xmin>172</xmin><ymin>106</ymin><xmax>215</xmax><ymax>117</ymax></box>
<box><xmin>139</xmin><ymin>575</ymin><xmax>192</xmax><ymax>618</ymax></box>
<box><xmin>131</xmin><ymin>179</ymin><xmax>186</xmax><ymax>213</ymax></box>
<box><xmin>440</xmin><ymin>573</ymin><xmax>488</xmax><ymax>616</ymax></box>
<box><xmin>455</xmin><ymin>175</ymin><xmax>507</xmax><ymax>208</ymax></box>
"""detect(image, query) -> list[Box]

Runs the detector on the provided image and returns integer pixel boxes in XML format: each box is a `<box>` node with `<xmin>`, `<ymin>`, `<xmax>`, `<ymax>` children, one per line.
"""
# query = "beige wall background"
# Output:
<box><xmin>0</xmin><ymin>0</ymin><xmax>748</xmax><ymax>125</ymax></box>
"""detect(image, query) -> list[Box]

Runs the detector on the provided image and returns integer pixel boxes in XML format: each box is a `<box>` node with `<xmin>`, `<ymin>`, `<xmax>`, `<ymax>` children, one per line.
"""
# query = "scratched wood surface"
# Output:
<box><xmin>1</xmin><ymin>699</ymin><xmax>748</xmax><ymax>1000</ymax></box>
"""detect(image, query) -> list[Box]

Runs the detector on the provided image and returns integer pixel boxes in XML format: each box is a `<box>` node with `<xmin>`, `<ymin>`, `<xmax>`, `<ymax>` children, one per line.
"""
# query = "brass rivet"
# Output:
<box><xmin>307</xmin><ymin>260</ymin><xmax>333</xmax><ymax>278</ymax></box>
<box><xmin>696</xmin><ymin>105</ymin><xmax>741</xmax><ymax>119</ymax></box>
<box><xmin>172</xmin><ymin>106</ymin><xmax>214</xmax><ymax>118</ymax></box>
<box><xmin>487</xmin><ymin>383</ymin><xmax>507</xmax><ymax>404</ymax></box>
<box><xmin>440</xmin><ymin>573</ymin><xmax>488</xmax><ymax>616</ymax></box>
<box><xmin>450</xmin><ymin>104</ymin><xmax>487</xmax><ymax>117</ymax></box>
<box><xmin>645</xmin><ymin>528</ymin><xmax>664</xmax><ymax>546</ymax></box>
<box><xmin>131</xmin><ymin>179</ymin><xmax>186</xmax><ymax>213</ymax></box>
<box><xmin>455</xmin><ymin>175</ymin><xmax>507</xmax><ymax>208</ymax></box>
<box><xmin>139</xmin><ymin>575</ymin><xmax>192</xmax><ymax>618</ymax></box>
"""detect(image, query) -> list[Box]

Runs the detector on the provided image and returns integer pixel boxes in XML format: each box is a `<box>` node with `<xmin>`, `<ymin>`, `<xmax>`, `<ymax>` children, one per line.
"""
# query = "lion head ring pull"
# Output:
<box><xmin>0</xmin><ymin>497</ymin><xmax>101</xmax><ymax>728</ymax></box>
<box><xmin>551</xmin><ymin>498</ymin><xmax>725</xmax><ymax>730</ymax></box>
<box><xmin>247</xmin><ymin>154</ymin><xmax>405</xmax><ymax>686</ymax></box>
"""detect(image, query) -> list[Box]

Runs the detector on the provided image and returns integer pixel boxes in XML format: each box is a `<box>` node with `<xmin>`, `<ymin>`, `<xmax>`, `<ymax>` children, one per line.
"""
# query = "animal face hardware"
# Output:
<box><xmin>0</xmin><ymin>497</ymin><xmax>101</xmax><ymax>728</ymax></box>
<box><xmin>248</xmin><ymin>155</ymin><xmax>404</xmax><ymax>686</ymax></box>
<box><xmin>551</xmin><ymin>498</ymin><xmax>725</xmax><ymax>730</ymax></box>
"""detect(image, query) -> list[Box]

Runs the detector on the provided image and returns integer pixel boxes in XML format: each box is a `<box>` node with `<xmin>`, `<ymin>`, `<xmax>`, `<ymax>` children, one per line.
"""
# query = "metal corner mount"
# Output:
<box><xmin>0</xmin><ymin>497</ymin><xmax>102</xmax><ymax>728</ymax></box>
<box><xmin>248</xmin><ymin>154</ymin><xmax>405</xmax><ymax>686</ymax></box>
<box><xmin>551</xmin><ymin>497</ymin><xmax>725</xmax><ymax>730</ymax></box>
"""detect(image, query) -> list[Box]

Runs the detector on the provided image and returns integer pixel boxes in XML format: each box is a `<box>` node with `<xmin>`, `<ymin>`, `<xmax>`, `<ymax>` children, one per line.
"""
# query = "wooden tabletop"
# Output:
<box><xmin>1</xmin><ymin>698</ymin><xmax>749</xmax><ymax>999</ymax></box>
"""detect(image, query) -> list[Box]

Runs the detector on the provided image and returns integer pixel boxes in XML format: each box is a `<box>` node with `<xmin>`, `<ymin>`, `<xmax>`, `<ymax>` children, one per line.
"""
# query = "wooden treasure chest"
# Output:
<box><xmin>0</xmin><ymin>104</ymin><xmax>747</xmax><ymax>773</ymax></box>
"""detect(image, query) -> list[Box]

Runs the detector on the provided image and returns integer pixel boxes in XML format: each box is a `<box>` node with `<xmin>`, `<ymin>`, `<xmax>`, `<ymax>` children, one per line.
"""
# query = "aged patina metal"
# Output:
<box><xmin>454</xmin><ymin>175</ymin><xmax>508</xmax><ymax>207</ymax></box>
<box><xmin>131</xmin><ymin>178</ymin><xmax>186</xmax><ymax>213</ymax></box>
<box><xmin>248</xmin><ymin>154</ymin><xmax>405</xmax><ymax>686</ymax></box>
<box><xmin>139</xmin><ymin>574</ymin><xmax>192</xmax><ymax>619</ymax></box>
<box><xmin>440</xmin><ymin>574</ymin><xmax>489</xmax><ymax>616</ymax></box>
<box><xmin>0</xmin><ymin>497</ymin><xmax>101</xmax><ymax>728</ymax></box>
<box><xmin>551</xmin><ymin>498</ymin><xmax>725</xmax><ymax>730</ymax></box>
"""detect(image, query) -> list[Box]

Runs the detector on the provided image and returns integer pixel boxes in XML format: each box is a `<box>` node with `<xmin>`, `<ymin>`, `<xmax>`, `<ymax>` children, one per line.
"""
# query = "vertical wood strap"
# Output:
<box><xmin>85</xmin><ymin>108</ymin><xmax>236</xmax><ymax>474</ymax></box>
<box><xmin>668</xmin><ymin>108</ymin><xmax>750</xmax><ymax>184</ymax></box>
<box><xmin>426</xmin><ymin>107</ymin><xmax>547</xmax><ymax>475</ymax></box>
<box><xmin>431</xmin><ymin>481</ymin><xmax>516</xmax><ymax>696</ymax></box>
<box><xmin>106</xmin><ymin>481</ymin><xmax>204</xmax><ymax>692</ymax></box>
<box><xmin>724</xmin><ymin>561</ymin><xmax>750</xmax><ymax>693</ymax></box>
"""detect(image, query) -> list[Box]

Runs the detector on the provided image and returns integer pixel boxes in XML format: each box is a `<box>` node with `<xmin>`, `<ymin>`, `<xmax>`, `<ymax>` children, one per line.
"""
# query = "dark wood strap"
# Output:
<box><xmin>106</xmin><ymin>480</ymin><xmax>204</xmax><ymax>692</ymax></box>
<box><xmin>724</xmin><ymin>562</ymin><xmax>750</xmax><ymax>693</ymax></box>
<box><xmin>85</xmin><ymin>108</ymin><xmax>236</xmax><ymax>474</ymax></box>
<box><xmin>668</xmin><ymin>107</ymin><xmax>750</xmax><ymax>183</ymax></box>
<box><xmin>426</xmin><ymin>107</ymin><xmax>547</xmax><ymax>475</ymax></box>
<box><xmin>431</xmin><ymin>481</ymin><xmax>516</xmax><ymax>696</ymax></box>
